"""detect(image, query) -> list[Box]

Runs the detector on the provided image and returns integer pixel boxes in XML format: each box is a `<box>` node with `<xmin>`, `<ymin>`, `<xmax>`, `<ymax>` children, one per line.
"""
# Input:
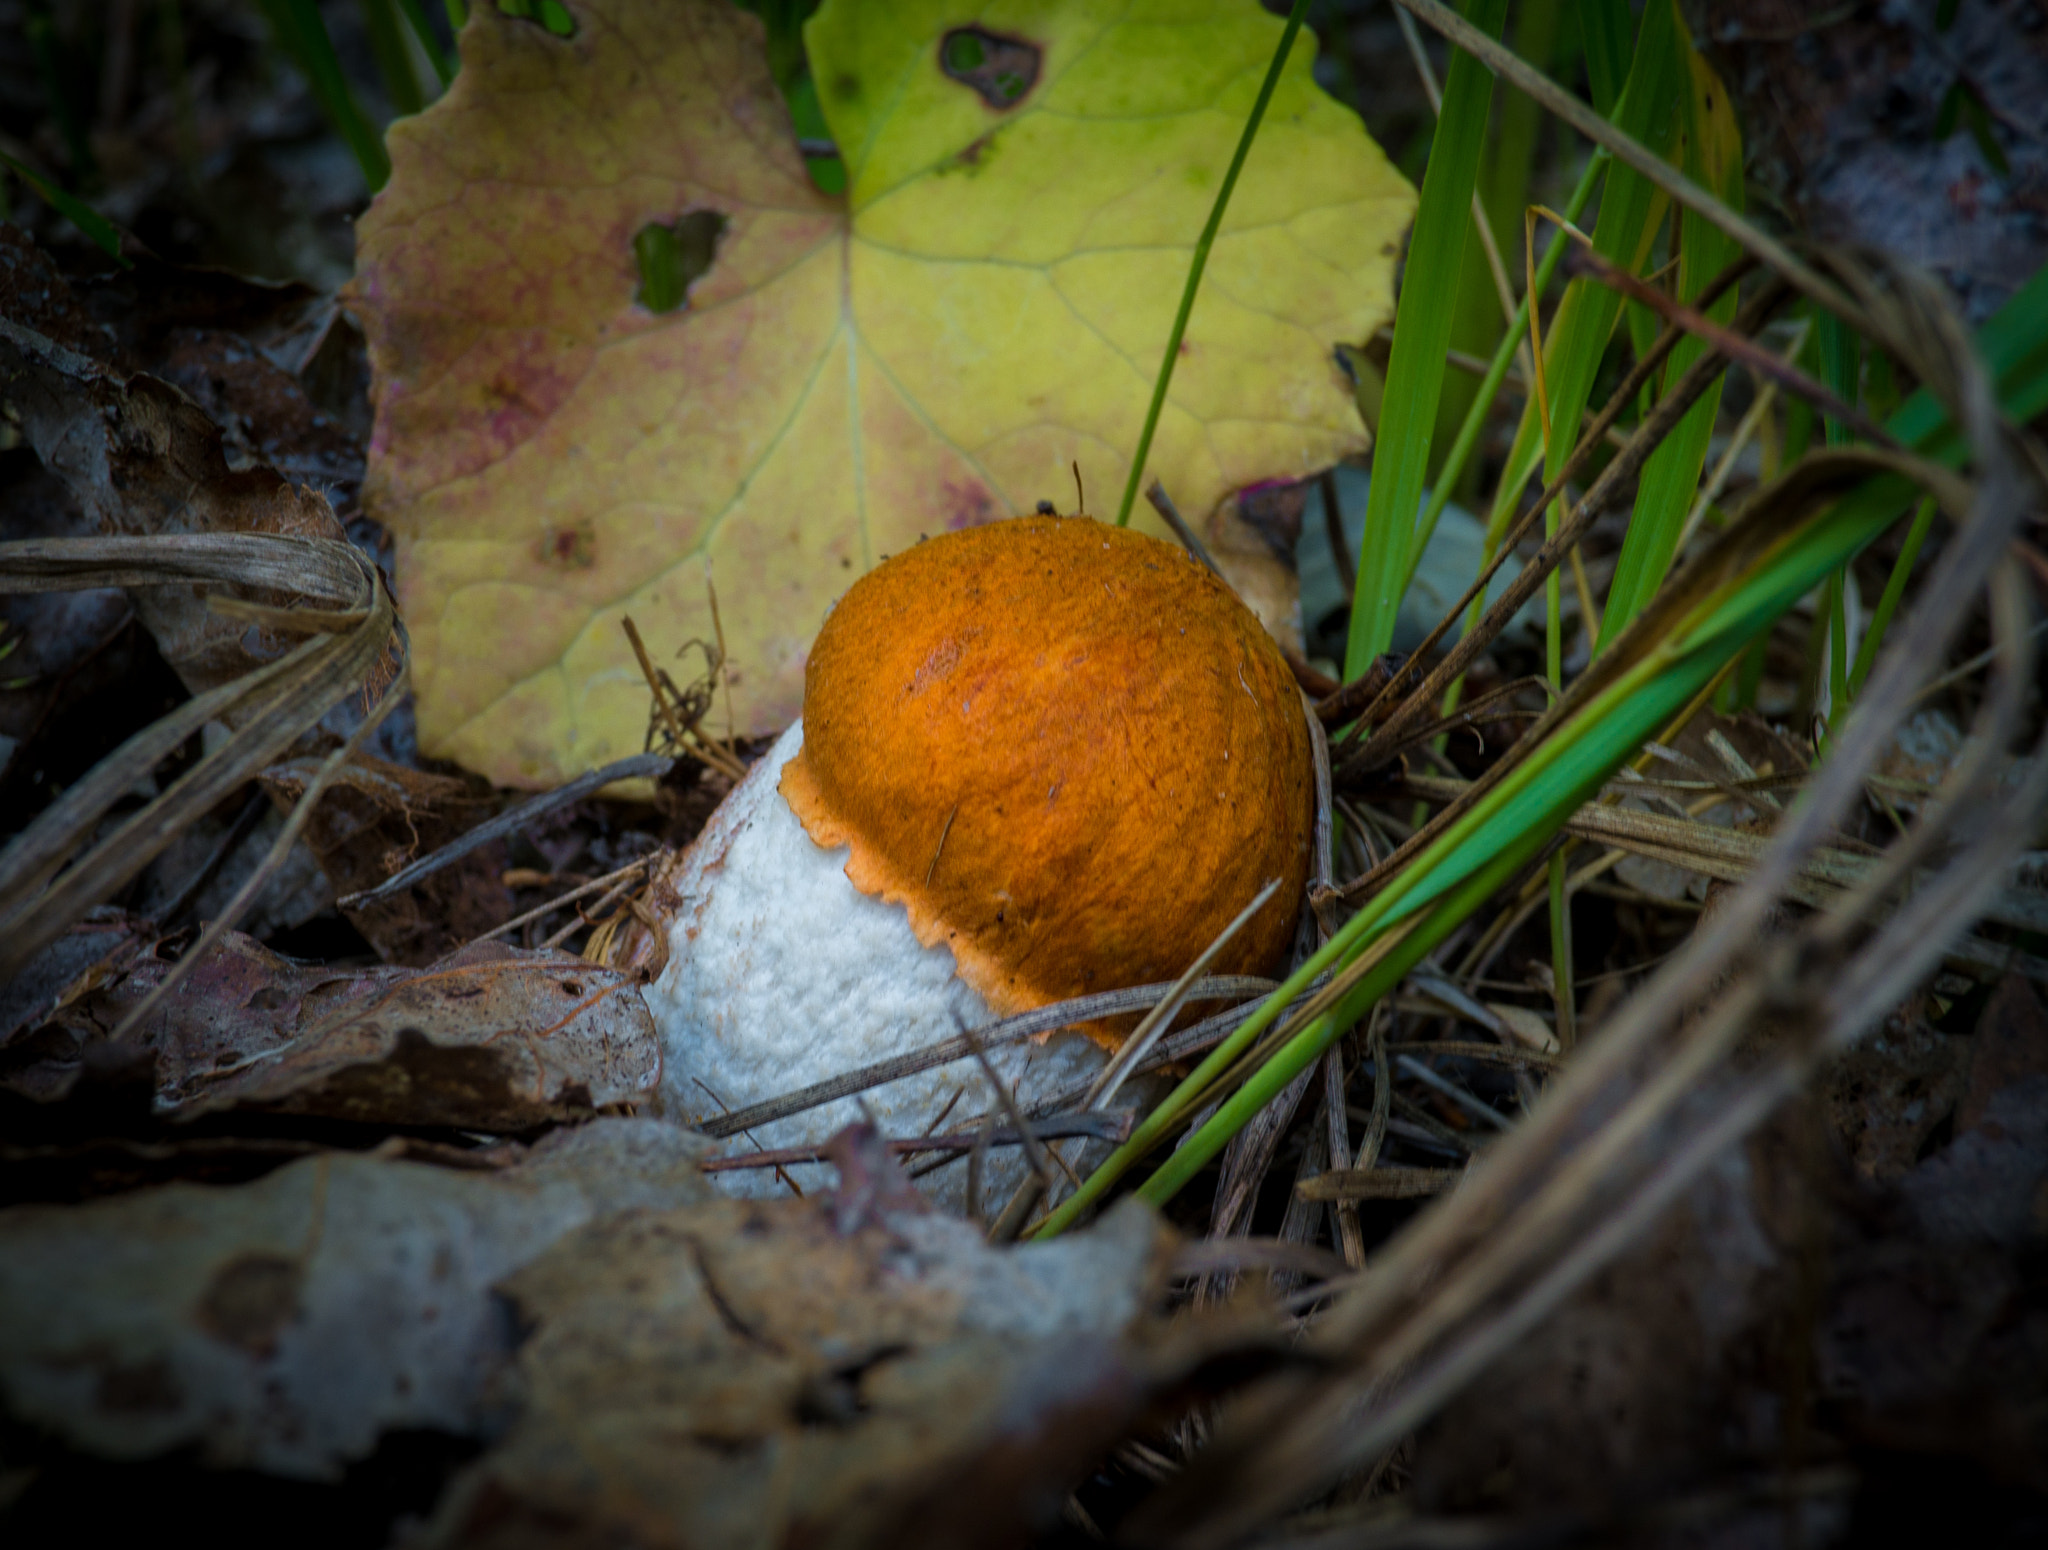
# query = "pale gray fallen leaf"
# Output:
<box><xmin>0</xmin><ymin>1118</ymin><xmax>710</xmax><ymax>1478</ymax></box>
<box><xmin>424</xmin><ymin>1191</ymin><xmax>1200</xmax><ymax>1550</ymax></box>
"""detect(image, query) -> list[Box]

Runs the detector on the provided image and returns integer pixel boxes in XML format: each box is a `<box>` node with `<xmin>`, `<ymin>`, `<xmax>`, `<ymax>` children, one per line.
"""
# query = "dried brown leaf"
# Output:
<box><xmin>18</xmin><ymin>933</ymin><xmax>659</xmax><ymax>1128</ymax></box>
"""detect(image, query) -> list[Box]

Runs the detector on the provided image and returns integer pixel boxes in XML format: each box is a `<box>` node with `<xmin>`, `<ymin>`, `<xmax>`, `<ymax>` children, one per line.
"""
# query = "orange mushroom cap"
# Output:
<box><xmin>778</xmin><ymin>515</ymin><xmax>1312</xmax><ymax>1041</ymax></box>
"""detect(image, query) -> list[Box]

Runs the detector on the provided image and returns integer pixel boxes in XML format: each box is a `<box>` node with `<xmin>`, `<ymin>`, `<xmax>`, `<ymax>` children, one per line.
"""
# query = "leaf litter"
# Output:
<box><xmin>9</xmin><ymin>932</ymin><xmax>661</xmax><ymax>1127</ymax></box>
<box><xmin>4</xmin><ymin>0</ymin><xmax>2048</xmax><ymax>1545</ymax></box>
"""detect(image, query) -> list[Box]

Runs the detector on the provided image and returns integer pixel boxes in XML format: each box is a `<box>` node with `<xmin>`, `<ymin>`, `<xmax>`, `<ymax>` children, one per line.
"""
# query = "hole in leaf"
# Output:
<box><xmin>633</xmin><ymin>211</ymin><xmax>728</xmax><ymax>315</ymax></box>
<box><xmin>938</xmin><ymin>27</ymin><xmax>1039</xmax><ymax>110</ymax></box>
<box><xmin>497</xmin><ymin>0</ymin><xmax>577</xmax><ymax>39</ymax></box>
<box><xmin>784</xmin><ymin>74</ymin><xmax>847</xmax><ymax>197</ymax></box>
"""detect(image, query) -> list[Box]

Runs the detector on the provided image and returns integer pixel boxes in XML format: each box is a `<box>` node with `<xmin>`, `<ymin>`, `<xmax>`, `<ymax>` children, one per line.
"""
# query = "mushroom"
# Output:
<box><xmin>642</xmin><ymin>514</ymin><xmax>1312</xmax><ymax>1202</ymax></box>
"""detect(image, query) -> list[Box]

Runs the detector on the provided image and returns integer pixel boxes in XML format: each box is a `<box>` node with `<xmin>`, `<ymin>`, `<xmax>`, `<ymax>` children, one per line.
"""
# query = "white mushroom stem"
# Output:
<box><xmin>644</xmin><ymin>723</ymin><xmax>1113</xmax><ymax>1206</ymax></box>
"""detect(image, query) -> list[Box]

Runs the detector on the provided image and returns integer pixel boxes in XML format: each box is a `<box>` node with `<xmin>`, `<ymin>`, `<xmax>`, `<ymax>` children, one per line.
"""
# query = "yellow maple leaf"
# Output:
<box><xmin>351</xmin><ymin>0</ymin><xmax>1414</xmax><ymax>786</ymax></box>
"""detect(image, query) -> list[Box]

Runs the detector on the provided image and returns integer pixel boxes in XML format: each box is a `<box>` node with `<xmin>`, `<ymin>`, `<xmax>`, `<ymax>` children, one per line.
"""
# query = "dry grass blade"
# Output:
<box><xmin>1401</xmin><ymin>772</ymin><xmax>2048</xmax><ymax>942</ymax></box>
<box><xmin>1207</xmin><ymin>1060</ymin><xmax>1317</xmax><ymax>1243</ymax></box>
<box><xmin>0</xmin><ymin>533</ymin><xmax>395</xmax><ymax>980</ymax></box>
<box><xmin>1295</xmin><ymin>1166</ymin><xmax>1463</xmax><ymax>1203</ymax></box>
<box><xmin>110</xmin><ymin>657</ymin><xmax>413</xmax><ymax>1043</ymax></box>
<box><xmin>1124</xmin><ymin>255</ymin><xmax>2043</xmax><ymax>1546</ymax></box>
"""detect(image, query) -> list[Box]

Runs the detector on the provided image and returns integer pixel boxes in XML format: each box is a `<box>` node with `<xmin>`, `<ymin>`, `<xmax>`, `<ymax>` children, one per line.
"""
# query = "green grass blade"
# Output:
<box><xmin>1816</xmin><ymin>308</ymin><xmax>1861</xmax><ymax>449</ymax></box>
<box><xmin>1434</xmin><ymin>0</ymin><xmax>1563</xmax><ymax>494</ymax></box>
<box><xmin>395</xmin><ymin>0</ymin><xmax>457</xmax><ymax>87</ymax></box>
<box><xmin>1038</xmin><ymin>260</ymin><xmax>2048</xmax><ymax>1237</ymax></box>
<box><xmin>1481</xmin><ymin>4</ymin><xmax>1685</xmax><ymax>554</ymax></box>
<box><xmin>0</xmin><ymin>152</ymin><xmax>129</xmax><ymax>266</ymax></box>
<box><xmin>1344</xmin><ymin>0</ymin><xmax>1511</xmax><ymax>676</ymax></box>
<box><xmin>1113</xmin><ymin>0</ymin><xmax>1309</xmax><ymax>529</ymax></box>
<box><xmin>1404</xmin><ymin>150</ymin><xmax>1604</xmax><ymax>598</ymax></box>
<box><xmin>1848</xmin><ymin>496</ymin><xmax>1937</xmax><ymax>699</ymax></box>
<box><xmin>1815</xmin><ymin>306</ymin><xmax>1861</xmax><ymax>726</ymax></box>
<box><xmin>256</xmin><ymin>0</ymin><xmax>392</xmax><ymax>192</ymax></box>
<box><xmin>24</xmin><ymin>7</ymin><xmax>95</xmax><ymax>187</ymax></box>
<box><xmin>1481</xmin><ymin>0</ymin><xmax>1562</xmax><ymax>261</ymax></box>
<box><xmin>1598</xmin><ymin>18</ymin><xmax>1745</xmax><ymax>643</ymax></box>
<box><xmin>360</xmin><ymin>0</ymin><xmax>427</xmax><ymax>116</ymax></box>
<box><xmin>1125</xmin><ymin>490</ymin><xmax>1912</xmax><ymax>1214</ymax></box>
<box><xmin>1579</xmin><ymin>0</ymin><xmax>1634</xmax><ymax>116</ymax></box>
<box><xmin>1533</xmin><ymin>2</ymin><xmax>1682</xmax><ymax>470</ymax></box>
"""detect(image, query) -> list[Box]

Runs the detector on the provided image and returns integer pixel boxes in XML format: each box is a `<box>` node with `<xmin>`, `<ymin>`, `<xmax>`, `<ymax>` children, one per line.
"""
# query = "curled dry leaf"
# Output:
<box><xmin>14</xmin><ymin>933</ymin><xmax>660</xmax><ymax>1128</ymax></box>
<box><xmin>0</xmin><ymin>908</ymin><xmax>154</xmax><ymax>1051</ymax></box>
<box><xmin>350</xmin><ymin>0</ymin><xmax>1415</xmax><ymax>785</ymax></box>
<box><xmin>426</xmin><ymin>1188</ymin><xmax>1194</xmax><ymax>1549</ymax></box>
<box><xmin>0</xmin><ymin>1119</ymin><xmax>711</xmax><ymax>1479</ymax></box>
<box><xmin>259</xmin><ymin>754</ymin><xmax>514</xmax><ymax>966</ymax></box>
<box><xmin>0</xmin><ymin>226</ymin><xmax>520</xmax><ymax>965</ymax></box>
<box><xmin>0</xmin><ymin>227</ymin><xmax>352</xmax><ymax>699</ymax></box>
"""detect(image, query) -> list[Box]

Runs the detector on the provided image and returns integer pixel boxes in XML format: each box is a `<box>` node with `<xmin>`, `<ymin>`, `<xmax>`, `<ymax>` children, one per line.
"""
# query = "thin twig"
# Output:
<box><xmin>981</xmin><ymin>1024</ymin><xmax>1066</xmax><ymax>1243</ymax></box>
<box><xmin>465</xmin><ymin>856</ymin><xmax>653</xmax><ymax>948</ymax></box>
<box><xmin>537</xmin><ymin>859</ymin><xmax>653</xmax><ymax>951</ymax></box>
<box><xmin>698</xmin><ymin>975</ymin><xmax>1274</xmax><ymax>1139</ymax></box>
<box><xmin>1146</xmin><ymin>480</ymin><xmax>1224</xmax><ymax>577</ymax></box>
<box><xmin>1088</xmin><ymin>880</ymin><xmax>1282</xmax><ymax>1110</ymax></box>
<box><xmin>1563</xmin><ymin>244</ymin><xmax>1894</xmax><ymax>447</ymax></box>
<box><xmin>699</xmin><ymin>1110</ymin><xmax>1134</xmax><ymax>1172</ymax></box>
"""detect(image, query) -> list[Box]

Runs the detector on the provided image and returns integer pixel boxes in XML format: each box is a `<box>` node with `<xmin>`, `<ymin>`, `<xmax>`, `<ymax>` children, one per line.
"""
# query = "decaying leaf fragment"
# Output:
<box><xmin>427</xmin><ymin>1189</ymin><xmax>1185</xmax><ymax>1548</ymax></box>
<box><xmin>351</xmin><ymin>0</ymin><xmax>1415</xmax><ymax>785</ymax></box>
<box><xmin>0</xmin><ymin>1120</ymin><xmax>711</xmax><ymax>1479</ymax></box>
<box><xmin>0</xmin><ymin>227</ymin><xmax>426</xmax><ymax>976</ymax></box>
<box><xmin>13</xmin><ymin>933</ymin><xmax>661</xmax><ymax>1127</ymax></box>
<box><xmin>259</xmin><ymin>753</ymin><xmax>514</xmax><ymax>966</ymax></box>
<box><xmin>0</xmin><ymin>227</ymin><xmax>351</xmax><ymax>700</ymax></box>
